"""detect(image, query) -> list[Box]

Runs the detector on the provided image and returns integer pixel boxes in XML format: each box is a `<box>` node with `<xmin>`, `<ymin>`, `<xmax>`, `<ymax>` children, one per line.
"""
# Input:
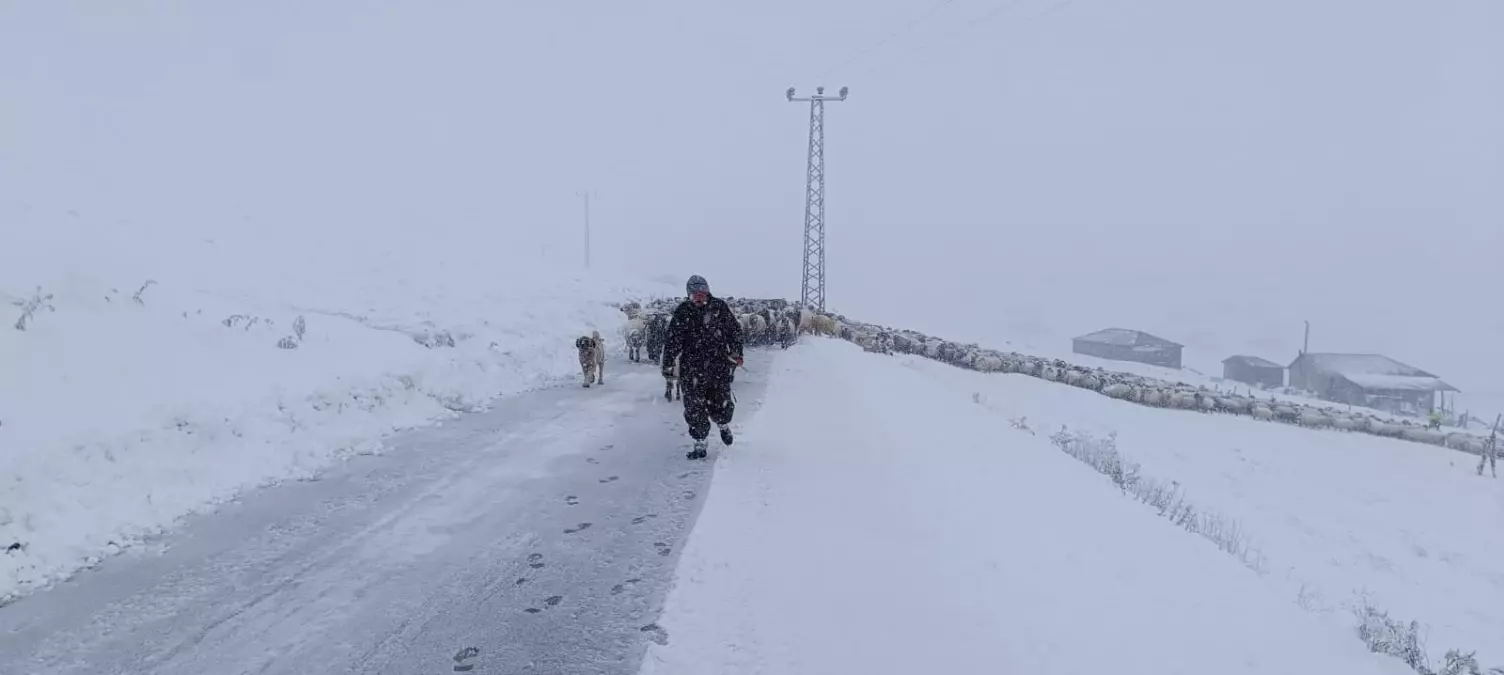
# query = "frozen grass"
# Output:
<box><xmin>994</xmin><ymin>397</ymin><xmax>1502</xmax><ymax>675</ymax></box>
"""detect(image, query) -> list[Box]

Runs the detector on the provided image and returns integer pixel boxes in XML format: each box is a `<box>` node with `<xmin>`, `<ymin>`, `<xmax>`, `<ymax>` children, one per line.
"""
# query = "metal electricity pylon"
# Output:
<box><xmin>786</xmin><ymin>85</ymin><xmax>848</xmax><ymax>312</ymax></box>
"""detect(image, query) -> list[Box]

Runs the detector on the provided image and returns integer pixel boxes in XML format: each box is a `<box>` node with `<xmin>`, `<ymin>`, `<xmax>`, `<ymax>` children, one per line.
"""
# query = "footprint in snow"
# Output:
<box><xmin>631</xmin><ymin>514</ymin><xmax>658</xmax><ymax>525</ymax></box>
<box><xmin>524</xmin><ymin>608</ymin><xmax>541</xmax><ymax>614</ymax></box>
<box><xmin>653</xmin><ymin>542</ymin><xmax>672</xmax><ymax>556</ymax></box>
<box><xmin>544</xmin><ymin>595</ymin><xmax>563</xmax><ymax>607</ymax></box>
<box><xmin>453</xmin><ymin>647</ymin><xmax>480</xmax><ymax>673</ymax></box>
<box><xmin>564</xmin><ymin>522</ymin><xmax>592</xmax><ymax>534</ymax></box>
<box><xmin>515</xmin><ymin>578</ymin><xmax>528</xmax><ymax>586</ymax></box>
<box><xmin>681</xmin><ymin>490</ymin><xmax>696</xmax><ymax>500</ymax></box>
<box><xmin>565</xmin><ymin>495</ymin><xmax>579</xmax><ymax>506</ymax></box>
<box><xmin>611</xmin><ymin>577</ymin><xmax>643</xmax><ymax>595</ymax></box>
<box><xmin>528</xmin><ymin>553</ymin><xmax>545</xmax><ymax>569</ymax></box>
<box><xmin>640</xmin><ymin>623</ymin><xmax>669</xmax><ymax>646</ymax></box>
<box><xmin>599</xmin><ymin>475</ymin><xmax>619</xmax><ymax>484</ymax></box>
<box><xmin>585</xmin><ymin>457</ymin><xmax>599</xmax><ymax>464</ymax></box>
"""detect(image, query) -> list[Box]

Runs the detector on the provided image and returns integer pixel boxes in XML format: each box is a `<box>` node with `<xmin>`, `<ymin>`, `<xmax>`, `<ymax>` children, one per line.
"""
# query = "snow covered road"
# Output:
<box><xmin>0</xmin><ymin>360</ymin><xmax>767</xmax><ymax>675</ymax></box>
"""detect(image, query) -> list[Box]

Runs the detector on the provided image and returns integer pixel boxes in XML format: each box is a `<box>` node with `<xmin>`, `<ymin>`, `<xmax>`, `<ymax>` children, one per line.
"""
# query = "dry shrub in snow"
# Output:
<box><xmin>1353</xmin><ymin>601</ymin><xmax>1503</xmax><ymax>675</ymax></box>
<box><xmin>276</xmin><ymin>315</ymin><xmax>307</xmax><ymax>350</ymax></box>
<box><xmin>11</xmin><ymin>286</ymin><xmax>55</xmax><ymax>331</ymax></box>
<box><xmin>132</xmin><ymin>279</ymin><xmax>157</xmax><ymax>306</ymax></box>
<box><xmin>1042</xmin><ymin>419</ymin><xmax>1502</xmax><ymax>674</ymax></box>
<box><xmin>1045</xmin><ymin>426</ymin><xmax>1266</xmax><ymax>574</ymax></box>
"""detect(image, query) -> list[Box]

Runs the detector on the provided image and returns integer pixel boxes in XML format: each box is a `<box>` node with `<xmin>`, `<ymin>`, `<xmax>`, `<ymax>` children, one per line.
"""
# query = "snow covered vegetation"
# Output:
<box><xmin>0</xmin><ymin>205</ymin><xmax>672</xmax><ymax>604</ymax></box>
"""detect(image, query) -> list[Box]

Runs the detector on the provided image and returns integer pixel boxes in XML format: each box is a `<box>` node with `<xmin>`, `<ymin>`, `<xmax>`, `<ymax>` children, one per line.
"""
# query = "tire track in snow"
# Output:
<box><xmin>0</xmin><ymin>357</ymin><xmax>772</xmax><ymax>675</ymax></box>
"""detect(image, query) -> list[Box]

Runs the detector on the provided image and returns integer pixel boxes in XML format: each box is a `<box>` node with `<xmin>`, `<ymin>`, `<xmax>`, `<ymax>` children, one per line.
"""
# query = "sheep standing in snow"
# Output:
<box><xmin>626</xmin><ymin>317</ymin><xmax>646</xmax><ymax>362</ymax></box>
<box><xmin>1297</xmin><ymin>409</ymin><xmax>1333</xmax><ymax>429</ymax></box>
<box><xmin>777</xmin><ymin>317</ymin><xmax>797</xmax><ymax>349</ymax></box>
<box><xmin>645</xmin><ymin>313</ymin><xmax>668</xmax><ymax>363</ymax></box>
<box><xmin>662</xmin><ymin>353</ymin><xmax>683</xmax><ymax>401</ymax></box>
<box><xmin>749</xmin><ymin>314</ymin><xmax>768</xmax><ymax>346</ymax></box>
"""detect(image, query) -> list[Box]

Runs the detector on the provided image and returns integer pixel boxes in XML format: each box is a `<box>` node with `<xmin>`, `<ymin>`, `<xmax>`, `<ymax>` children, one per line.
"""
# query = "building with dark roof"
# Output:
<box><xmin>1222</xmin><ymin>355</ymin><xmax>1284</xmax><ymax>389</ymax></box>
<box><xmin>1287</xmin><ymin>352</ymin><xmax>1457</xmax><ymax>414</ymax></box>
<box><xmin>1071</xmin><ymin>328</ymin><xmax>1183</xmax><ymax>369</ymax></box>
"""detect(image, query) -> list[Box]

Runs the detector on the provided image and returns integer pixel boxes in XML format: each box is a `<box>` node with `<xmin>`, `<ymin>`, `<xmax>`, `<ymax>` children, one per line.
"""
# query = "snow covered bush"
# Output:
<box><xmin>1353</xmin><ymin>601</ymin><xmax>1503</xmax><ymax>675</ymax></box>
<box><xmin>1046</xmin><ymin>426</ymin><xmax>1266</xmax><ymax>573</ymax></box>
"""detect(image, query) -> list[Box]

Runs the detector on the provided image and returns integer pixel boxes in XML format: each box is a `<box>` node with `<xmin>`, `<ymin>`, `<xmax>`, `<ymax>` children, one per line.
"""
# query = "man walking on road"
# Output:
<box><xmin>661</xmin><ymin>275</ymin><xmax>743</xmax><ymax>459</ymax></box>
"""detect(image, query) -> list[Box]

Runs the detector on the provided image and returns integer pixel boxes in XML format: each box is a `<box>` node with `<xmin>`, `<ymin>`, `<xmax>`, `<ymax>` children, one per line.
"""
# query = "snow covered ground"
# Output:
<box><xmin>0</xmin><ymin>203</ymin><xmax>673</xmax><ymax>604</ymax></box>
<box><xmin>642</xmin><ymin>338</ymin><xmax>1413</xmax><ymax>675</ymax></box>
<box><xmin>943</xmin><ymin>357</ymin><xmax>1504</xmax><ymax>667</ymax></box>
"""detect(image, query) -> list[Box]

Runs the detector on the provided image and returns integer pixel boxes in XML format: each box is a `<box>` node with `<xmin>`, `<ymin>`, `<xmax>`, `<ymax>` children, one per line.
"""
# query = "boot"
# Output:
<box><xmin>687</xmin><ymin>438</ymin><xmax>709</xmax><ymax>460</ymax></box>
<box><xmin>718</xmin><ymin>423</ymin><xmax>734</xmax><ymax>446</ymax></box>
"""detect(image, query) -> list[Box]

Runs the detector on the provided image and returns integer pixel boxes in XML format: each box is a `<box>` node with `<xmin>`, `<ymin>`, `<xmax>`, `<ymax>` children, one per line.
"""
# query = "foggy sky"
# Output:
<box><xmin>2</xmin><ymin>0</ymin><xmax>1499</xmax><ymax>399</ymax></box>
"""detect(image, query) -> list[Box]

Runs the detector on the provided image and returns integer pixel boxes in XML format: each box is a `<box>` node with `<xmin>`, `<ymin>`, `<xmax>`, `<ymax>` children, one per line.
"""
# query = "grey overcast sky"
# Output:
<box><xmin>2</xmin><ymin>1</ymin><xmax>1500</xmax><ymax>399</ymax></box>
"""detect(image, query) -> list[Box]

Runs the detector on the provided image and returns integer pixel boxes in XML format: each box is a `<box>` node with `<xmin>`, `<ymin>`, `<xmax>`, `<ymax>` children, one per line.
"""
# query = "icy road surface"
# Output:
<box><xmin>0</xmin><ymin>361</ymin><xmax>767</xmax><ymax>675</ymax></box>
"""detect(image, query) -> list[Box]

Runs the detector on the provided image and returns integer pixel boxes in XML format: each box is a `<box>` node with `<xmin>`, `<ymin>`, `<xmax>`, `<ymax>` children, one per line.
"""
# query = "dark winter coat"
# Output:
<box><xmin>662</xmin><ymin>295</ymin><xmax>743</xmax><ymax>385</ymax></box>
<box><xmin>645</xmin><ymin>315</ymin><xmax>667</xmax><ymax>357</ymax></box>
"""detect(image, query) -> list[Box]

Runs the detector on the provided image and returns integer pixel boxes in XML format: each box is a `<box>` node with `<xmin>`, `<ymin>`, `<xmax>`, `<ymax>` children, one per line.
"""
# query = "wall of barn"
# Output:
<box><xmin>1072</xmin><ymin>340</ymin><xmax>1181</xmax><ymax>369</ymax></box>
<box><xmin>1224</xmin><ymin>362</ymin><xmax>1284</xmax><ymax>389</ymax></box>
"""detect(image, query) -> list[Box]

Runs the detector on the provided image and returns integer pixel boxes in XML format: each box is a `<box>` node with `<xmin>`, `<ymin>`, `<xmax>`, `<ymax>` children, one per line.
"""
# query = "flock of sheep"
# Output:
<box><xmin>620</xmin><ymin>296</ymin><xmax>1497</xmax><ymax>458</ymax></box>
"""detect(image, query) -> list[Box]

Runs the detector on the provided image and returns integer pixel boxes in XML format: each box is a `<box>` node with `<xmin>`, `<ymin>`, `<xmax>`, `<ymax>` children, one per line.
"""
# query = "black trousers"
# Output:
<box><xmin>681</xmin><ymin>370</ymin><xmax>734</xmax><ymax>441</ymax></box>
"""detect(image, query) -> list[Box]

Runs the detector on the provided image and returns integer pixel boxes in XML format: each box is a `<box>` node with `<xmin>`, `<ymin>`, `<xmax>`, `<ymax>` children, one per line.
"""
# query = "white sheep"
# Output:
<box><xmin>1445</xmin><ymin>433</ymin><xmax>1486</xmax><ymax>454</ymax></box>
<box><xmin>1298</xmin><ymin>410</ymin><xmax>1333</xmax><ymax>429</ymax></box>
<box><xmin>1400</xmin><ymin>427</ymin><xmax>1447</xmax><ymax>446</ymax></box>
<box><xmin>1367</xmin><ymin>418</ymin><xmax>1402</xmax><ymax>437</ymax></box>
<box><xmin>1103</xmin><ymin>382</ymin><xmax>1134</xmax><ymax>399</ymax></box>
<box><xmin>1251</xmin><ymin>404</ymin><xmax>1274</xmax><ymax>421</ymax></box>
<box><xmin>813</xmin><ymin>314</ymin><xmax>839</xmax><ymax>337</ymax></box>
<box><xmin>1215</xmin><ymin>397</ymin><xmax>1250</xmax><ymax>415</ymax></box>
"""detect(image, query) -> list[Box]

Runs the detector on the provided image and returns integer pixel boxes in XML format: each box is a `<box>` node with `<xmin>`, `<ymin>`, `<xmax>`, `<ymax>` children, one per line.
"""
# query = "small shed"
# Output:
<box><xmin>1222</xmin><ymin>355</ymin><xmax>1284</xmax><ymax>389</ymax></box>
<box><xmin>1287</xmin><ymin>352</ymin><xmax>1457</xmax><ymax>414</ymax></box>
<box><xmin>1072</xmin><ymin>328</ymin><xmax>1183</xmax><ymax>369</ymax></box>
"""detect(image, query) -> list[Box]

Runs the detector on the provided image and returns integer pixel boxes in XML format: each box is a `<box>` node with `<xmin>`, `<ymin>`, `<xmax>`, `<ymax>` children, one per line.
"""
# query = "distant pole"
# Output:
<box><xmin>786</xmin><ymin>85</ymin><xmax>849</xmax><ymax>312</ymax></box>
<box><xmin>1302</xmin><ymin>320</ymin><xmax>1310</xmax><ymax>354</ymax></box>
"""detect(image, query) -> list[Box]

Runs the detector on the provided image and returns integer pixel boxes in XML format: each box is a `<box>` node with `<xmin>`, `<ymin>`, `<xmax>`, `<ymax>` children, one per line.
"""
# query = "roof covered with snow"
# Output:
<box><xmin>1292</xmin><ymin>352</ymin><xmax>1432</xmax><ymax>377</ymax></box>
<box><xmin>1293</xmin><ymin>352</ymin><xmax>1458</xmax><ymax>392</ymax></box>
<box><xmin>1223</xmin><ymin>355</ymin><xmax>1283</xmax><ymax>369</ymax></box>
<box><xmin>1073</xmin><ymin>328</ymin><xmax>1182</xmax><ymax>349</ymax></box>
<box><xmin>1339</xmin><ymin>373</ymin><xmax>1459</xmax><ymax>392</ymax></box>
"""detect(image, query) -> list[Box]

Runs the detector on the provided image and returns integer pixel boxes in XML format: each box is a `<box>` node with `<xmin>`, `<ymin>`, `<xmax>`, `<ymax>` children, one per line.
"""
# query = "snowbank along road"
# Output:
<box><xmin>0</xmin><ymin>359</ymin><xmax>769</xmax><ymax>675</ymax></box>
<box><xmin>641</xmin><ymin>339</ymin><xmax>1407</xmax><ymax>675</ymax></box>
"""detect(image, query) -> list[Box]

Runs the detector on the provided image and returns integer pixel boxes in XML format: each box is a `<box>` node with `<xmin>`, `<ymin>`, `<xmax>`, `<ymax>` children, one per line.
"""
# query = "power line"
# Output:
<box><xmin>819</xmin><ymin>0</ymin><xmax>964</xmax><ymax>79</ymax></box>
<box><xmin>844</xmin><ymin>0</ymin><xmax>1076</xmax><ymax>82</ymax></box>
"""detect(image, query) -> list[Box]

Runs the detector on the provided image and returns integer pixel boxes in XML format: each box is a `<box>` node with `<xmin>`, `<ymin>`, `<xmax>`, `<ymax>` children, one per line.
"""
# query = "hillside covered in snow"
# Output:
<box><xmin>642</xmin><ymin>339</ymin><xmax>1467</xmax><ymax>675</ymax></box>
<box><xmin>0</xmin><ymin>203</ymin><xmax>672</xmax><ymax>603</ymax></box>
